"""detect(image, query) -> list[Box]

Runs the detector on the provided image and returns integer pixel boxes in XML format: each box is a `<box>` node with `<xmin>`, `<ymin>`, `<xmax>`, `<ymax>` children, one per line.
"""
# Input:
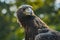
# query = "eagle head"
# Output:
<box><xmin>17</xmin><ymin>5</ymin><xmax>34</xmax><ymax>18</ymax></box>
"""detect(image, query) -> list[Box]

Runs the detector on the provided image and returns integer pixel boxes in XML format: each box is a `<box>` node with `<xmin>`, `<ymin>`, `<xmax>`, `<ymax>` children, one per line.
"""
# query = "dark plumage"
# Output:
<box><xmin>16</xmin><ymin>5</ymin><xmax>60</xmax><ymax>40</ymax></box>
<box><xmin>35</xmin><ymin>30</ymin><xmax>60</xmax><ymax>40</ymax></box>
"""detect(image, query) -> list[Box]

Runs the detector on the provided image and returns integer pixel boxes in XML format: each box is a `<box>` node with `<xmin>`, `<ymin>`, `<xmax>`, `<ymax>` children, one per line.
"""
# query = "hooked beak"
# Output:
<box><xmin>24</xmin><ymin>8</ymin><xmax>34</xmax><ymax>15</ymax></box>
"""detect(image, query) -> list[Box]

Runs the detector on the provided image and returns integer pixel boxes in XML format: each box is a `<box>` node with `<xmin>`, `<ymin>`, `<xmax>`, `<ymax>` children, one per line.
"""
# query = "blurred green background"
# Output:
<box><xmin>0</xmin><ymin>0</ymin><xmax>60</xmax><ymax>40</ymax></box>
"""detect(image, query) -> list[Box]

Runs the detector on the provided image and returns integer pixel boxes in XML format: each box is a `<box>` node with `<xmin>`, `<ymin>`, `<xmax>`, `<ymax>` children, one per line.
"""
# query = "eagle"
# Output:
<box><xmin>16</xmin><ymin>5</ymin><xmax>60</xmax><ymax>40</ymax></box>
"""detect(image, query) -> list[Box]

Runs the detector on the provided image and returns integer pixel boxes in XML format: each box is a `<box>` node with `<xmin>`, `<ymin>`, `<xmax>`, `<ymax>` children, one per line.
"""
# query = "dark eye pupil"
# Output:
<box><xmin>23</xmin><ymin>7</ymin><xmax>28</xmax><ymax>10</ymax></box>
<box><xmin>23</xmin><ymin>8</ymin><xmax>25</xmax><ymax>10</ymax></box>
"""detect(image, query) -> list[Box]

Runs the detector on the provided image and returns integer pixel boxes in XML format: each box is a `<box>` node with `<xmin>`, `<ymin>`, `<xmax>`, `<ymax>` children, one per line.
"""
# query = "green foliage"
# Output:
<box><xmin>0</xmin><ymin>0</ymin><xmax>60</xmax><ymax>40</ymax></box>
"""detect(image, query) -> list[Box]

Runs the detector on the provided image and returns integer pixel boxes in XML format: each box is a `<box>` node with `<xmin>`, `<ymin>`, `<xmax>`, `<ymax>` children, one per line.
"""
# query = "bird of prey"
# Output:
<box><xmin>16</xmin><ymin>5</ymin><xmax>60</xmax><ymax>40</ymax></box>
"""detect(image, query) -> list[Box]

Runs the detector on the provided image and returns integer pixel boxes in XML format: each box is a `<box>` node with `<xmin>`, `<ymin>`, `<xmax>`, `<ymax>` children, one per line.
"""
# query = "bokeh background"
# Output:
<box><xmin>0</xmin><ymin>0</ymin><xmax>60</xmax><ymax>40</ymax></box>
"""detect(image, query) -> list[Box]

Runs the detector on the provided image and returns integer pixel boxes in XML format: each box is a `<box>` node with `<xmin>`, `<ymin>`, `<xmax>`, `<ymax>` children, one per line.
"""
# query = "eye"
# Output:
<box><xmin>23</xmin><ymin>7</ymin><xmax>26</xmax><ymax>10</ymax></box>
<box><xmin>23</xmin><ymin>8</ymin><xmax>25</xmax><ymax>10</ymax></box>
